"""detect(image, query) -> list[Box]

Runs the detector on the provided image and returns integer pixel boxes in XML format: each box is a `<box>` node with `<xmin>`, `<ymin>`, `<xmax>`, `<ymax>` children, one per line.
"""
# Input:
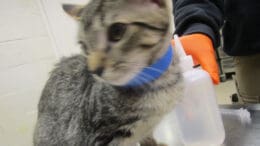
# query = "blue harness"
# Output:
<box><xmin>124</xmin><ymin>45</ymin><xmax>173</xmax><ymax>87</ymax></box>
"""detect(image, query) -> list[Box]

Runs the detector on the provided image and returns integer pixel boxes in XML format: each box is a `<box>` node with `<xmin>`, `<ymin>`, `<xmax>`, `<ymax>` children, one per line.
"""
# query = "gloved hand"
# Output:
<box><xmin>171</xmin><ymin>34</ymin><xmax>220</xmax><ymax>84</ymax></box>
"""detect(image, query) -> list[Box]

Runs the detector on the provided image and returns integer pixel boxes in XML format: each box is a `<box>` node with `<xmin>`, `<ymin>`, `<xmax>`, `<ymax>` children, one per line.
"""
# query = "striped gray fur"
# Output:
<box><xmin>34</xmin><ymin>0</ymin><xmax>183</xmax><ymax>146</ymax></box>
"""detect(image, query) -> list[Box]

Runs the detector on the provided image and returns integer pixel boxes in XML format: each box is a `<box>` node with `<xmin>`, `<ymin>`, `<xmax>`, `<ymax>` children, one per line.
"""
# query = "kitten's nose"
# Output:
<box><xmin>91</xmin><ymin>67</ymin><xmax>104</xmax><ymax>76</ymax></box>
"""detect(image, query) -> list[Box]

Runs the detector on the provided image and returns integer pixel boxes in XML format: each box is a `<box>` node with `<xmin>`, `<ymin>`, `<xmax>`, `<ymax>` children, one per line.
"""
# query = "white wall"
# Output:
<box><xmin>0</xmin><ymin>0</ymin><xmax>91</xmax><ymax>145</ymax></box>
<box><xmin>0</xmin><ymin>0</ymin><xmax>57</xmax><ymax>145</ymax></box>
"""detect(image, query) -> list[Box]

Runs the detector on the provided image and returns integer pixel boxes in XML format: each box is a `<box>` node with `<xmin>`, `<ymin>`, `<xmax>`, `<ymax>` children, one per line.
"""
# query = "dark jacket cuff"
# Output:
<box><xmin>181</xmin><ymin>23</ymin><xmax>219</xmax><ymax>48</ymax></box>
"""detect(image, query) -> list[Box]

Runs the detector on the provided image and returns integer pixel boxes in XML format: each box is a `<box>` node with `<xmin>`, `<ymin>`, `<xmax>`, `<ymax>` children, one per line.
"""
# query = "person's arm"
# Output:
<box><xmin>172</xmin><ymin>0</ymin><xmax>224</xmax><ymax>84</ymax></box>
<box><xmin>173</xmin><ymin>0</ymin><xmax>224</xmax><ymax>47</ymax></box>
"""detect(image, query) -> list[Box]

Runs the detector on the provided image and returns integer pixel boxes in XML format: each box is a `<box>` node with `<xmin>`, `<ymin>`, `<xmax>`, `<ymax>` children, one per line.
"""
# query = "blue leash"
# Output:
<box><xmin>124</xmin><ymin>45</ymin><xmax>173</xmax><ymax>87</ymax></box>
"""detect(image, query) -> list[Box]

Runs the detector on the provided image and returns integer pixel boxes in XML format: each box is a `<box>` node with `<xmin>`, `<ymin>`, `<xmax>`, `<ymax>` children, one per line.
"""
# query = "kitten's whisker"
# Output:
<box><xmin>143</xmin><ymin>67</ymin><xmax>164</xmax><ymax>74</ymax></box>
<box><xmin>119</xmin><ymin>61</ymin><xmax>166</xmax><ymax>74</ymax></box>
<box><xmin>120</xmin><ymin>61</ymin><xmax>144</xmax><ymax>67</ymax></box>
<box><xmin>138</xmin><ymin>72</ymin><xmax>156</xmax><ymax>81</ymax></box>
<box><xmin>136</xmin><ymin>73</ymin><xmax>155</xmax><ymax>87</ymax></box>
<box><xmin>134</xmin><ymin>76</ymin><xmax>151</xmax><ymax>90</ymax></box>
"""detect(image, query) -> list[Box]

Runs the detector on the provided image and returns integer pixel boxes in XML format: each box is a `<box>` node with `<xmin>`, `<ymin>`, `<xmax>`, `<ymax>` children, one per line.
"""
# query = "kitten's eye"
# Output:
<box><xmin>108</xmin><ymin>23</ymin><xmax>127</xmax><ymax>42</ymax></box>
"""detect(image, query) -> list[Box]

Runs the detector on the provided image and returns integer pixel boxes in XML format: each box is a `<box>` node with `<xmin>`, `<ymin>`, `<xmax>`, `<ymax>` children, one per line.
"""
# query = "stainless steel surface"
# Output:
<box><xmin>220</xmin><ymin>104</ymin><xmax>260</xmax><ymax>146</ymax></box>
<box><xmin>220</xmin><ymin>104</ymin><xmax>260</xmax><ymax>110</ymax></box>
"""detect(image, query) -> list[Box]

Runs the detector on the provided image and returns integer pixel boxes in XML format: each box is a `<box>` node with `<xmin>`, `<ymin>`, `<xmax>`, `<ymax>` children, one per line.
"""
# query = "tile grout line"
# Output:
<box><xmin>0</xmin><ymin>35</ymin><xmax>48</xmax><ymax>44</ymax></box>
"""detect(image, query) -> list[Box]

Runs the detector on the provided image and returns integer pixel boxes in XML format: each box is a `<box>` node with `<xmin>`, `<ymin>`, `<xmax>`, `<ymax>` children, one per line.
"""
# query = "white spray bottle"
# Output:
<box><xmin>173</xmin><ymin>35</ymin><xmax>225</xmax><ymax>146</ymax></box>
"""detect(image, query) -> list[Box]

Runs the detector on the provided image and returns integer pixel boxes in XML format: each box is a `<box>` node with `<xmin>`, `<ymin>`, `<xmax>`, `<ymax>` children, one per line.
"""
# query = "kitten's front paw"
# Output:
<box><xmin>157</xmin><ymin>143</ymin><xmax>168</xmax><ymax>146</ymax></box>
<box><xmin>140</xmin><ymin>137</ymin><xmax>168</xmax><ymax>146</ymax></box>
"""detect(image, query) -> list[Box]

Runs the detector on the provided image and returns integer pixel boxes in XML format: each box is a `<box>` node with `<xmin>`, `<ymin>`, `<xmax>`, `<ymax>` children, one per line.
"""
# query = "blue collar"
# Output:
<box><xmin>124</xmin><ymin>45</ymin><xmax>173</xmax><ymax>88</ymax></box>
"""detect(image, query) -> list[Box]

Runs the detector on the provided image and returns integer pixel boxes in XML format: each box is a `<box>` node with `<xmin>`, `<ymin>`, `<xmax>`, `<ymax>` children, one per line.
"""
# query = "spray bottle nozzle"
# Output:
<box><xmin>173</xmin><ymin>35</ymin><xmax>194</xmax><ymax>72</ymax></box>
<box><xmin>174</xmin><ymin>35</ymin><xmax>186</xmax><ymax>57</ymax></box>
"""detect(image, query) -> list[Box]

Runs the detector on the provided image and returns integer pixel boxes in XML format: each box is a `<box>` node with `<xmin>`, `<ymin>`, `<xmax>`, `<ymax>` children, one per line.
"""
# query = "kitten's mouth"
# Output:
<box><xmin>92</xmin><ymin>74</ymin><xmax>107</xmax><ymax>83</ymax></box>
<box><xmin>90</xmin><ymin>67</ymin><xmax>104</xmax><ymax>77</ymax></box>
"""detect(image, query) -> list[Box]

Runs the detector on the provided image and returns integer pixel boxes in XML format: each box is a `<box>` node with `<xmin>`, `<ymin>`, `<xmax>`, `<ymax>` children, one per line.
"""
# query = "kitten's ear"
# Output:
<box><xmin>129</xmin><ymin>0</ymin><xmax>166</xmax><ymax>7</ymax></box>
<box><xmin>150</xmin><ymin>0</ymin><xmax>166</xmax><ymax>7</ymax></box>
<box><xmin>62</xmin><ymin>4</ymin><xmax>84</xmax><ymax>20</ymax></box>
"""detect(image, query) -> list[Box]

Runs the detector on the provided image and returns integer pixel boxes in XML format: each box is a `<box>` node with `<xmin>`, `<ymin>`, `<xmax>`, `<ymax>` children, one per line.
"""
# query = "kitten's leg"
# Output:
<box><xmin>140</xmin><ymin>136</ymin><xmax>167</xmax><ymax>146</ymax></box>
<box><xmin>140</xmin><ymin>136</ymin><xmax>157</xmax><ymax>146</ymax></box>
<box><xmin>108</xmin><ymin>138</ymin><xmax>139</xmax><ymax>146</ymax></box>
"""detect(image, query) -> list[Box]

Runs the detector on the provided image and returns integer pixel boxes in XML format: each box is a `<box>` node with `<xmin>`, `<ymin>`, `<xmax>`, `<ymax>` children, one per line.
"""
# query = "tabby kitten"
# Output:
<box><xmin>33</xmin><ymin>0</ymin><xmax>183</xmax><ymax>146</ymax></box>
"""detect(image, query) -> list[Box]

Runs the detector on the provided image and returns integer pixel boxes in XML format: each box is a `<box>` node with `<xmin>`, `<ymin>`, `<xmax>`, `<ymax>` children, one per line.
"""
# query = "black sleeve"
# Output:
<box><xmin>173</xmin><ymin>0</ymin><xmax>224</xmax><ymax>47</ymax></box>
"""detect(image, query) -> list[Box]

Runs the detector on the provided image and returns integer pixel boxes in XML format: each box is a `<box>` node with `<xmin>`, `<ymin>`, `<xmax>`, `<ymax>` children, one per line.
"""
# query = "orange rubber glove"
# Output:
<box><xmin>171</xmin><ymin>34</ymin><xmax>220</xmax><ymax>84</ymax></box>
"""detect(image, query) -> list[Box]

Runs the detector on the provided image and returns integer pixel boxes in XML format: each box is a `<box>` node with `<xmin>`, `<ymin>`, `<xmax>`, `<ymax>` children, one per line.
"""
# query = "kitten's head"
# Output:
<box><xmin>63</xmin><ymin>0</ymin><xmax>173</xmax><ymax>86</ymax></box>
